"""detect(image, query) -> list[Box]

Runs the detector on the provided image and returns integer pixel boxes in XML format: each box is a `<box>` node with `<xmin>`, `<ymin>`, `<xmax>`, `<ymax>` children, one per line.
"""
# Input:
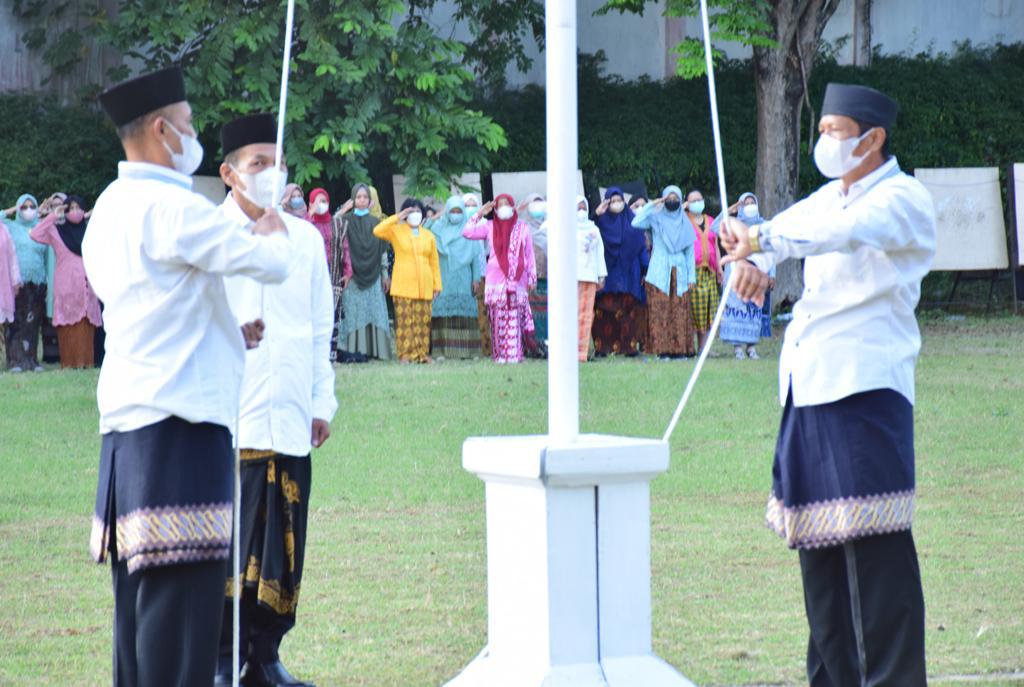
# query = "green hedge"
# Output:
<box><xmin>0</xmin><ymin>95</ymin><xmax>124</xmax><ymax>207</ymax></box>
<box><xmin>483</xmin><ymin>43</ymin><xmax>1024</xmax><ymax>211</ymax></box>
<box><xmin>3</xmin><ymin>43</ymin><xmax>1022</xmax><ymax>221</ymax></box>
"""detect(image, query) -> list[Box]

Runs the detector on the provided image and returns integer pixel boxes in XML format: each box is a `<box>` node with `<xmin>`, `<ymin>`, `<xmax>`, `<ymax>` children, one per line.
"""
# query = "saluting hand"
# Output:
<box><xmin>397</xmin><ymin>207</ymin><xmax>413</xmax><ymax>222</ymax></box>
<box><xmin>479</xmin><ymin>200</ymin><xmax>495</xmax><ymax>217</ymax></box>
<box><xmin>595</xmin><ymin>199</ymin><xmax>610</xmax><ymax>216</ymax></box>
<box><xmin>338</xmin><ymin>199</ymin><xmax>355</xmax><ymax>217</ymax></box>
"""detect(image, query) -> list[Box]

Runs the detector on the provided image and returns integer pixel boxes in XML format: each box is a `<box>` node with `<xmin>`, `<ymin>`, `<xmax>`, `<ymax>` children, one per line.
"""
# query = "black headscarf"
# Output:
<box><xmin>343</xmin><ymin>184</ymin><xmax>385</xmax><ymax>289</ymax></box>
<box><xmin>58</xmin><ymin>195</ymin><xmax>88</xmax><ymax>257</ymax></box>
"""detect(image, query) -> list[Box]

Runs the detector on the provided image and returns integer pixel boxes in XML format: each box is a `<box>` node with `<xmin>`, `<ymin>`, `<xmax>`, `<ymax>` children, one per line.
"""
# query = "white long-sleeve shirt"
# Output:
<box><xmin>577</xmin><ymin>222</ymin><xmax>608</xmax><ymax>284</ymax></box>
<box><xmin>82</xmin><ymin>161</ymin><xmax>293</xmax><ymax>434</ymax></box>
<box><xmin>749</xmin><ymin>157</ymin><xmax>936</xmax><ymax>408</ymax></box>
<box><xmin>222</xmin><ymin>194</ymin><xmax>337</xmax><ymax>457</ymax></box>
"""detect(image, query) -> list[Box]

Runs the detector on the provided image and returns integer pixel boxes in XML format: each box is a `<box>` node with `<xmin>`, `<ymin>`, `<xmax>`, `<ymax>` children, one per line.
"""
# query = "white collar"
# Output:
<box><xmin>843</xmin><ymin>156</ymin><xmax>900</xmax><ymax>206</ymax></box>
<box><xmin>117</xmin><ymin>161</ymin><xmax>193</xmax><ymax>190</ymax></box>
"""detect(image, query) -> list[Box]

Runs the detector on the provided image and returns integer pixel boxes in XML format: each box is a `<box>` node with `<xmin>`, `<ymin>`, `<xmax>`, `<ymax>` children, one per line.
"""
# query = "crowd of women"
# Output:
<box><xmin>0</xmin><ymin>182</ymin><xmax>774</xmax><ymax>371</ymax></box>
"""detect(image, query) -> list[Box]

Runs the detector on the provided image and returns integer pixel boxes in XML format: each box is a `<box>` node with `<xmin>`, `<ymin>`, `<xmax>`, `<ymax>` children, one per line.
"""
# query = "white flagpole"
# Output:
<box><xmin>662</xmin><ymin>0</ymin><xmax>737</xmax><ymax>442</ymax></box>
<box><xmin>545</xmin><ymin>0</ymin><xmax>580</xmax><ymax>443</ymax></box>
<box><xmin>239</xmin><ymin>3</ymin><xmax>296</xmax><ymax>685</ymax></box>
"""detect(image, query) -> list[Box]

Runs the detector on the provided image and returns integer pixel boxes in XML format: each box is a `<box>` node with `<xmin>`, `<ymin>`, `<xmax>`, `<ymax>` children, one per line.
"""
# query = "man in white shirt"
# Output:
<box><xmin>722</xmin><ymin>83</ymin><xmax>936</xmax><ymax>686</ymax></box>
<box><xmin>84</xmin><ymin>67</ymin><xmax>292</xmax><ymax>687</ymax></box>
<box><xmin>212</xmin><ymin>114</ymin><xmax>337</xmax><ymax>687</ymax></box>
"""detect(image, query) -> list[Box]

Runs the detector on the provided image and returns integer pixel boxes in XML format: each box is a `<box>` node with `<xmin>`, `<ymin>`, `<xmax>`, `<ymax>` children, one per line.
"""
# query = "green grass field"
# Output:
<box><xmin>1</xmin><ymin>317</ymin><xmax>1022</xmax><ymax>686</ymax></box>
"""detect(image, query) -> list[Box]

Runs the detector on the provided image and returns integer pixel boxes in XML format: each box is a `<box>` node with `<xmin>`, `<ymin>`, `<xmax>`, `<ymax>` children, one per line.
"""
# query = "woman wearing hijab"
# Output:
<box><xmin>431</xmin><ymin>195</ymin><xmax>484</xmax><ymax>359</ymax></box>
<box><xmin>281</xmin><ymin>183</ymin><xmax>307</xmax><ymax>218</ymax></box>
<box><xmin>684</xmin><ymin>189</ymin><xmax>723</xmax><ymax>351</ymax></box>
<box><xmin>374</xmin><ymin>199</ymin><xmax>442</xmax><ymax>363</ymax></box>
<box><xmin>593</xmin><ymin>187</ymin><xmax>649</xmax><ymax>357</ymax></box>
<box><xmin>0</xmin><ymin>215</ymin><xmax>20</xmax><ymax>356</ymax></box>
<box><xmin>575</xmin><ymin>196</ymin><xmax>607</xmax><ymax>362</ymax></box>
<box><xmin>463</xmin><ymin>194</ymin><xmax>537</xmax><ymax>364</ymax></box>
<box><xmin>338</xmin><ymin>183</ymin><xmax>392</xmax><ymax>360</ymax></box>
<box><xmin>630</xmin><ymin>185</ymin><xmax>697</xmax><ymax>358</ymax></box>
<box><xmin>306</xmin><ymin>188</ymin><xmax>339</xmax><ymax>269</ymax></box>
<box><xmin>2</xmin><ymin>194</ymin><xmax>49</xmax><ymax>371</ymax></box>
<box><xmin>717</xmin><ymin>192</ymin><xmax>773</xmax><ymax>359</ymax></box>
<box><xmin>30</xmin><ymin>195</ymin><xmax>102</xmax><ymax>368</ymax></box>
<box><xmin>521</xmin><ymin>193</ymin><xmax>548</xmax><ymax>349</ymax></box>
<box><xmin>36</xmin><ymin>193</ymin><xmax>64</xmax><ymax>363</ymax></box>
<box><xmin>463</xmin><ymin>193</ymin><xmax>492</xmax><ymax>357</ymax></box>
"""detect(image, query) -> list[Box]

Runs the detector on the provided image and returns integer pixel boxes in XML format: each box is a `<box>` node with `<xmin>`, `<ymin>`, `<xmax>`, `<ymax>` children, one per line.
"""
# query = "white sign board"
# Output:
<box><xmin>193</xmin><ymin>175</ymin><xmax>227</xmax><ymax>206</ymax></box>
<box><xmin>1015</xmin><ymin>163</ymin><xmax>1024</xmax><ymax>266</ymax></box>
<box><xmin>392</xmin><ymin>173</ymin><xmax>481</xmax><ymax>212</ymax></box>
<box><xmin>915</xmin><ymin>167</ymin><xmax>1008</xmax><ymax>271</ymax></box>
<box><xmin>492</xmin><ymin>170</ymin><xmax>585</xmax><ymax>205</ymax></box>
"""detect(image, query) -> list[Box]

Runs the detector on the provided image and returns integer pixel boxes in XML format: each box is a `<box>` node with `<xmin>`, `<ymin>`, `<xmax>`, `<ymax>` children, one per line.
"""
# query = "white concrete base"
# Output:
<box><xmin>444</xmin><ymin>434</ymin><xmax>696</xmax><ymax>687</ymax></box>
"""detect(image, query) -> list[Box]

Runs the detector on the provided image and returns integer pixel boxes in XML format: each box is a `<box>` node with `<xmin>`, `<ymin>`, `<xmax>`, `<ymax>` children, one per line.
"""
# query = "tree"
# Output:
<box><xmin>600</xmin><ymin>0</ymin><xmax>841</xmax><ymax>308</ymax></box>
<box><xmin>8</xmin><ymin>0</ymin><xmax>510</xmax><ymax>199</ymax></box>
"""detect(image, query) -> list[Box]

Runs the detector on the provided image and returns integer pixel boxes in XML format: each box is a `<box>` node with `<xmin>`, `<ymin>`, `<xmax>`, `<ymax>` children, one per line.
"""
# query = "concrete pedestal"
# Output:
<box><xmin>445</xmin><ymin>434</ymin><xmax>696</xmax><ymax>687</ymax></box>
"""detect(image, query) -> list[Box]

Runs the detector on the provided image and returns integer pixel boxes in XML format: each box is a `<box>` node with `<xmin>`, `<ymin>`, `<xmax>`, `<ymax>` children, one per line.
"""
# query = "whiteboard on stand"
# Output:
<box><xmin>915</xmin><ymin>167</ymin><xmax>1008</xmax><ymax>271</ymax></box>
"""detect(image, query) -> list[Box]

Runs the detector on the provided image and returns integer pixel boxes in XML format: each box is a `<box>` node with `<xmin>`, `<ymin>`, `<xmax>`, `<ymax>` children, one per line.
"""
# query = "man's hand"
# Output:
<box><xmin>241</xmin><ymin>319</ymin><xmax>265</xmax><ymax>349</ymax></box>
<box><xmin>311</xmin><ymin>419</ymin><xmax>331</xmax><ymax>448</ymax></box>
<box><xmin>719</xmin><ymin>216</ymin><xmax>752</xmax><ymax>260</ymax></box>
<box><xmin>721</xmin><ymin>258</ymin><xmax>769</xmax><ymax>307</ymax></box>
<box><xmin>252</xmin><ymin>209</ymin><xmax>287</xmax><ymax>236</ymax></box>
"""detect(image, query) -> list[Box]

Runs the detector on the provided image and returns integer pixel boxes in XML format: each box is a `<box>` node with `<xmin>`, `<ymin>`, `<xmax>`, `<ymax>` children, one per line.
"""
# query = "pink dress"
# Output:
<box><xmin>463</xmin><ymin>217</ymin><xmax>537</xmax><ymax>363</ymax></box>
<box><xmin>0</xmin><ymin>226</ymin><xmax>21</xmax><ymax>323</ymax></box>
<box><xmin>30</xmin><ymin>216</ymin><xmax>102</xmax><ymax>327</ymax></box>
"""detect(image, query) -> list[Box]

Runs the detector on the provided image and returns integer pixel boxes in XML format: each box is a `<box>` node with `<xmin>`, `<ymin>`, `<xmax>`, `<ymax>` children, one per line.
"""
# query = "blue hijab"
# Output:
<box><xmin>596</xmin><ymin>187</ymin><xmax>647</xmax><ymax>301</ymax></box>
<box><xmin>735</xmin><ymin>192</ymin><xmax>765</xmax><ymax>225</ymax></box>
<box><xmin>433</xmin><ymin>195</ymin><xmax>479</xmax><ymax>270</ymax></box>
<box><xmin>8</xmin><ymin>194</ymin><xmax>40</xmax><ymax>229</ymax></box>
<box><xmin>651</xmin><ymin>185</ymin><xmax>694</xmax><ymax>254</ymax></box>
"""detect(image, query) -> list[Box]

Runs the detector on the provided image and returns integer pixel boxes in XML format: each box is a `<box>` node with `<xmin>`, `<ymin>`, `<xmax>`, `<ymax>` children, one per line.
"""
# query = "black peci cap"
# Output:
<box><xmin>99</xmin><ymin>66</ymin><xmax>187</xmax><ymax>127</ymax></box>
<box><xmin>220</xmin><ymin>113</ymin><xmax>278</xmax><ymax>158</ymax></box>
<box><xmin>821</xmin><ymin>82</ymin><xmax>899</xmax><ymax>131</ymax></box>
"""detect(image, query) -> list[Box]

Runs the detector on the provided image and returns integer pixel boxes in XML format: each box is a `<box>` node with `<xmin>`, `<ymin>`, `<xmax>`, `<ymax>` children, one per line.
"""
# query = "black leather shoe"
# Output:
<box><xmin>248</xmin><ymin>660</ymin><xmax>315</xmax><ymax>687</ymax></box>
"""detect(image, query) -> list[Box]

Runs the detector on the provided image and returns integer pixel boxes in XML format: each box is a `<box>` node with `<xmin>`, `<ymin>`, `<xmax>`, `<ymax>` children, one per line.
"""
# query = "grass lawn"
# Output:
<box><xmin>0</xmin><ymin>316</ymin><xmax>1022</xmax><ymax>686</ymax></box>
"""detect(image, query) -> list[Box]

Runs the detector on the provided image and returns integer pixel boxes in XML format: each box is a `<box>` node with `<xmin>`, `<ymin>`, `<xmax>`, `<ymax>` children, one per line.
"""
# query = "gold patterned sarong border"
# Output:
<box><xmin>766</xmin><ymin>489</ymin><xmax>915</xmax><ymax>550</ymax></box>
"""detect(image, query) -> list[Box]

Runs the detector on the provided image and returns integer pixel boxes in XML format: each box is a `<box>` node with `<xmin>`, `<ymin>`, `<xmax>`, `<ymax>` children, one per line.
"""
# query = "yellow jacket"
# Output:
<box><xmin>373</xmin><ymin>215</ymin><xmax>442</xmax><ymax>300</ymax></box>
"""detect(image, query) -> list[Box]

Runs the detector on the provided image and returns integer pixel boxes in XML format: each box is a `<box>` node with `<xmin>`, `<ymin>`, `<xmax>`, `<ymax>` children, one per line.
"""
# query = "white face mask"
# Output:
<box><xmin>609</xmin><ymin>201</ymin><xmax>625</xmax><ymax>214</ymax></box>
<box><xmin>161</xmin><ymin>120</ymin><xmax>204</xmax><ymax>176</ymax></box>
<box><xmin>741</xmin><ymin>204</ymin><xmax>759</xmax><ymax>219</ymax></box>
<box><xmin>496</xmin><ymin>206</ymin><xmax>514</xmax><ymax>221</ymax></box>
<box><xmin>407</xmin><ymin>211</ymin><xmax>423</xmax><ymax>227</ymax></box>
<box><xmin>314</xmin><ymin>200</ymin><xmax>330</xmax><ymax>215</ymax></box>
<box><xmin>813</xmin><ymin>130</ymin><xmax>872</xmax><ymax>179</ymax></box>
<box><xmin>20</xmin><ymin>208</ymin><xmax>38</xmax><ymax>222</ymax></box>
<box><xmin>465</xmin><ymin>204</ymin><xmax>478</xmax><ymax>214</ymax></box>
<box><xmin>233</xmin><ymin>165</ymin><xmax>288</xmax><ymax>209</ymax></box>
<box><xmin>577</xmin><ymin>209</ymin><xmax>589</xmax><ymax>222</ymax></box>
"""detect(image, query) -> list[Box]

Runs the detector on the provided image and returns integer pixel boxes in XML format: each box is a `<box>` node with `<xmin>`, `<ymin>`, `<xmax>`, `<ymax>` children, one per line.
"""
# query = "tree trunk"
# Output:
<box><xmin>752</xmin><ymin>0</ymin><xmax>840</xmax><ymax>310</ymax></box>
<box><xmin>854</xmin><ymin>0</ymin><xmax>873</xmax><ymax>67</ymax></box>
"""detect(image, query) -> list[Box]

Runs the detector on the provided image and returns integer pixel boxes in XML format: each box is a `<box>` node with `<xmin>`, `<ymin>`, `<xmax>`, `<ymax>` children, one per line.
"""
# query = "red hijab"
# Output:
<box><xmin>491</xmin><ymin>193</ymin><xmax>523</xmax><ymax>279</ymax></box>
<box><xmin>307</xmin><ymin>188</ymin><xmax>331</xmax><ymax>223</ymax></box>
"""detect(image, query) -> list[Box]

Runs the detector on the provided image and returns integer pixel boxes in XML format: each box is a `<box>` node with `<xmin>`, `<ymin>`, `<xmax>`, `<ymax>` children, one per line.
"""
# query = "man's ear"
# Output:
<box><xmin>858</xmin><ymin>127</ymin><xmax>886</xmax><ymax>156</ymax></box>
<box><xmin>219</xmin><ymin>162</ymin><xmax>234</xmax><ymax>188</ymax></box>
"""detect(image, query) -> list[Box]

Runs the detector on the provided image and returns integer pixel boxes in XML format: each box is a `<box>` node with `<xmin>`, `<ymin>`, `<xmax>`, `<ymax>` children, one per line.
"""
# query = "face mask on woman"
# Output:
<box><xmin>407</xmin><ymin>211</ymin><xmax>423</xmax><ymax>227</ymax></box>
<box><xmin>354</xmin><ymin>208</ymin><xmax>369</xmax><ymax>217</ymax></box>
<box><xmin>20</xmin><ymin>207</ymin><xmax>37</xmax><ymax>222</ymax></box>
<box><xmin>496</xmin><ymin>206</ymin><xmax>514</xmax><ymax>221</ymax></box>
<box><xmin>448</xmin><ymin>210</ymin><xmax>464</xmax><ymax>223</ymax></box>
<box><xmin>314</xmin><ymin>200</ymin><xmax>330</xmax><ymax>215</ymax></box>
<box><xmin>577</xmin><ymin>209</ymin><xmax>589</xmax><ymax>222</ymax></box>
<box><xmin>688</xmin><ymin>200</ymin><xmax>705</xmax><ymax>215</ymax></box>
<box><xmin>664</xmin><ymin>199</ymin><xmax>681</xmax><ymax>212</ymax></box>
<box><xmin>528</xmin><ymin>200</ymin><xmax>546</xmax><ymax>219</ymax></box>
<box><xmin>288</xmin><ymin>197</ymin><xmax>305</xmax><ymax>210</ymax></box>
<box><xmin>609</xmin><ymin>200</ymin><xmax>625</xmax><ymax>214</ymax></box>
<box><xmin>741</xmin><ymin>203</ymin><xmax>759</xmax><ymax>219</ymax></box>
<box><xmin>66</xmin><ymin>208</ymin><xmax>85</xmax><ymax>224</ymax></box>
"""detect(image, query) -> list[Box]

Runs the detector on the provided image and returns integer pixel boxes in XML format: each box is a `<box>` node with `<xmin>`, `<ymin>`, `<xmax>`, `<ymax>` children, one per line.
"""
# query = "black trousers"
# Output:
<box><xmin>799</xmin><ymin>530</ymin><xmax>927</xmax><ymax>687</ymax></box>
<box><xmin>112</xmin><ymin>558</ymin><xmax>227</xmax><ymax>687</ymax></box>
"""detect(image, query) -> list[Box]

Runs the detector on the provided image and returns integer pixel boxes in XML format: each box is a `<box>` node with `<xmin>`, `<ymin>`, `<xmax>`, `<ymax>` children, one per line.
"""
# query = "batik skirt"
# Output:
<box><xmin>644</xmin><ymin>268</ymin><xmax>695</xmax><ymax>357</ymax></box>
<box><xmin>766</xmin><ymin>388</ymin><xmax>916</xmax><ymax>550</ymax></box>
<box><xmin>488</xmin><ymin>292</ymin><xmax>534</xmax><ymax>364</ymax></box>
<box><xmin>690</xmin><ymin>266</ymin><xmax>720</xmax><ymax>332</ymax></box>
<box><xmin>431</xmin><ymin>316</ymin><xmax>481</xmax><ymax>359</ymax></box>
<box><xmin>227</xmin><ymin>451</ymin><xmax>311</xmax><ymax>624</ymax></box>
<box><xmin>529</xmin><ymin>278</ymin><xmax>549</xmax><ymax>344</ymax></box>
<box><xmin>4</xmin><ymin>281</ymin><xmax>46</xmax><ymax>370</ymax></box>
<box><xmin>592</xmin><ymin>292</ymin><xmax>643</xmax><ymax>356</ymax></box>
<box><xmin>394</xmin><ymin>297</ymin><xmax>433</xmax><ymax>363</ymax></box>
